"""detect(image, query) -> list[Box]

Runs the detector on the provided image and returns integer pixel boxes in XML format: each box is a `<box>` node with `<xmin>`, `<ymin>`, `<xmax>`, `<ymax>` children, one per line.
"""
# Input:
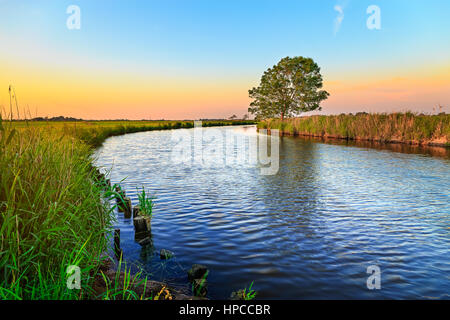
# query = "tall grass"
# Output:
<box><xmin>0</xmin><ymin>118</ymin><xmax>113</xmax><ymax>299</ymax></box>
<box><xmin>10</xmin><ymin>120</ymin><xmax>255</xmax><ymax>147</ymax></box>
<box><xmin>259</xmin><ymin>112</ymin><xmax>450</xmax><ymax>146</ymax></box>
<box><xmin>137</xmin><ymin>187</ymin><xmax>155</xmax><ymax>218</ymax></box>
<box><xmin>98</xmin><ymin>257</ymin><xmax>152</xmax><ymax>300</ymax></box>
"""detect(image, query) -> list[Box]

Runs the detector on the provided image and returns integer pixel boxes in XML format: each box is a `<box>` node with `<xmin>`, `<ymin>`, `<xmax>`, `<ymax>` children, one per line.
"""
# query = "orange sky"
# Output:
<box><xmin>320</xmin><ymin>64</ymin><xmax>450</xmax><ymax>115</ymax></box>
<box><xmin>2</xmin><ymin>59</ymin><xmax>449</xmax><ymax>120</ymax></box>
<box><xmin>1</xmin><ymin>1</ymin><xmax>449</xmax><ymax>120</ymax></box>
<box><xmin>0</xmin><ymin>55</ymin><xmax>255</xmax><ymax>119</ymax></box>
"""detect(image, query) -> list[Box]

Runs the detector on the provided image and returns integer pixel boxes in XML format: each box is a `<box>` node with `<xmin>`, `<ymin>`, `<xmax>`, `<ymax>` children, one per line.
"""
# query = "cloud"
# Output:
<box><xmin>333</xmin><ymin>5</ymin><xmax>344</xmax><ymax>35</ymax></box>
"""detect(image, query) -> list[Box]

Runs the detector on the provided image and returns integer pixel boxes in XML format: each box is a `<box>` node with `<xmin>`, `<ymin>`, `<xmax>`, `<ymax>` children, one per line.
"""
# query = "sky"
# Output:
<box><xmin>0</xmin><ymin>0</ymin><xmax>449</xmax><ymax>120</ymax></box>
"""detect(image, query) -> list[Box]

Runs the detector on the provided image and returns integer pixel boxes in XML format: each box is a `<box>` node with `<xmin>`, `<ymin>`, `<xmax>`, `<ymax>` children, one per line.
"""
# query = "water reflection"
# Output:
<box><xmin>94</xmin><ymin>126</ymin><xmax>450</xmax><ymax>299</ymax></box>
<box><xmin>290</xmin><ymin>134</ymin><xmax>450</xmax><ymax>159</ymax></box>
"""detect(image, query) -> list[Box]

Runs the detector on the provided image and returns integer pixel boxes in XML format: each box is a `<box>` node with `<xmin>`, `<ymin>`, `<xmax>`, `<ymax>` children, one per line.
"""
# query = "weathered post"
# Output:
<box><xmin>133</xmin><ymin>215</ymin><xmax>151</xmax><ymax>241</ymax></box>
<box><xmin>188</xmin><ymin>264</ymin><xmax>209</xmax><ymax>297</ymax></box>
<box><xmin>133</xmin><ymin>205</ymin><xmax>141</xmax><ymax>218</ymax></box>
<box><xmin>114</xmin><ymin>229</ymin><xmax>122</xmax><ymax>259</ymax></box>
<box><xmin>116</xmin><ymin>190</ymin><xmax>127</xmax><ymax>212</ymax></box>
<box><xmin>192</xmin><ymin>278</ymin><xmax>208</xmax><ymax>297</ymax></box>
<box><xmin>115</xmin><ymin>186</ymin><xmax>126</xmax><ymax>202</ymax></box>
<box><xmin>133</xmin><ymin>216</ymin><xmax>151</xmax><ymax>233</ymax></box>
<box><xmin>122</xmin><ymin>197</ymin><xmax>132</xmax><ymax>218</ymax></box>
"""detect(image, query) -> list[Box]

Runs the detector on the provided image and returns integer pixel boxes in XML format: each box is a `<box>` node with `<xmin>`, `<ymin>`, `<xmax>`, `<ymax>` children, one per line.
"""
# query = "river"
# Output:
<box><xmin>94</xmin><ymin>125</ymin><xmax>450</xmax><ymax>299</ymax></box>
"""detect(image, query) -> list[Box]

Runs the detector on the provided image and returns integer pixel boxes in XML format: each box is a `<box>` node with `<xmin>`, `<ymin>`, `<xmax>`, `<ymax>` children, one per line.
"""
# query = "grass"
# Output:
<box><xmin>259</xmin><ymin>112</ymin><xmax>450</xmax><ymax>146</ymax></box>
<box><xmin>0</xmin><ymin>112</ymin><xmax>254</xmax><ymax>300</ymax></box>
<box><xmin>191</xmin><ymin>270</ymin><xmax>209</xmax><ymax>297</ymax></box>
<box><xmin>7</xmin><ymin>119</ymin><xmax>255</xmax><ymax>148</ymax></box>
<box><xmin>241</xmin><ymin>282</ymin><xmax>257</xmax><ymax>300</ymax></box>
<box><xmin>0</xmin><ymin>119</ymin><xmax>113</xmax><ymax>299</ymax></box>
<box><xmin>137</xmin><ymin>187</ymin><xmax>155</xmax><ymax>218</ymax></box>
<box><xmin>230</xmin><ymin>282</ymin><xmax>257</xmax><ymax>300</ymax></box>
<box><xmin>98</xmin><ymin>257</ymin><xmax>150</xmax><ymax>300</ymax></box>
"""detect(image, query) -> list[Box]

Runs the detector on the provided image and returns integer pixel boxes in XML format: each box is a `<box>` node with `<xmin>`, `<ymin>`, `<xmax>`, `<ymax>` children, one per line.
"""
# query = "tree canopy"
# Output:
<box><xmin>248</xmin><ymin>56</ymin><xmax>329</xmax><ymax>120</ymax></box>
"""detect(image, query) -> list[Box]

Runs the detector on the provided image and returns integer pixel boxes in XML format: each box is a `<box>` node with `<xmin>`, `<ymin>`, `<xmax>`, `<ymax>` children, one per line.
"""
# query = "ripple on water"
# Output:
<box><xmin>94</xmin><ymin>126</ymin><xmax>450</xmax><ymax>299</ymax></box>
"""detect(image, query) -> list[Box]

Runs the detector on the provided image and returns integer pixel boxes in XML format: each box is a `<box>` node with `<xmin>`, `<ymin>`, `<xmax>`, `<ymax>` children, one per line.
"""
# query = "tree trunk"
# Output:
<box><xmin>281</xmin><ymin>112</ymin><xmax>284</xmax><ymax>121</ymax></box>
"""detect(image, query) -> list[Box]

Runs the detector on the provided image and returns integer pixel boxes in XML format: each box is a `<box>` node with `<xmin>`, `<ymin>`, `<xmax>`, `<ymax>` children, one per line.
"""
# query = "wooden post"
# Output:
<box><xmin>192</xmin><ymin>279</ymin><xmax>208</xmax><ymax>297</ymax></box>
<box><xmin>133</xmin><ymin>216</ymin><xmax>151</xmax><ymax>233</ymax></box>
<box><xmin>115</xmin><ymin>186</ymin><xmax>126</xmax><ymax>203</ymax></box>
<box><xmin>123</xmin><ymin>197</ymin><xmax>132</xmax><ymax>219</ymax></box>
<box><xmin>117</xmin><ymin>194</ymin><xmax>129</xmax><ymax>213</ymax></box>
<box><xmin>114</xmin><ymin>229</ymin><xmax>121</xmax><ymax>259</ymax></box>
<box><xmin>133</xmin><ymin>205</ymin><xmax>141</xmax><ymax>218</ymax></box>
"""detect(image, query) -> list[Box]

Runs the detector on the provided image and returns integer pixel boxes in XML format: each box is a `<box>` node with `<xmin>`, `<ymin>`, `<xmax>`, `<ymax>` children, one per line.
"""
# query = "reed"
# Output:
<box><xmin>137</xmin><ymin>187</ymin><xmax>155</xmax><ymax>218</ymax></box>
<box><xmin>0</xmin><ymin>119</ymin><xmax>113</xmax><ymax>299</ymax></box>
<box><xmin>259</xmin><ymin>112</ymin><xmax>450</xmax><ymax>146</ymax></box>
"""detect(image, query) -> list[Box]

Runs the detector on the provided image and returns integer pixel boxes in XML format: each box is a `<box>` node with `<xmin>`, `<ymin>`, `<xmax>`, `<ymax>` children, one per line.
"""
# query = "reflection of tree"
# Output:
<box><xmin>257</xmin><ymin>136</ymin><xmax>321</xmax><ymax>234</ymax></box>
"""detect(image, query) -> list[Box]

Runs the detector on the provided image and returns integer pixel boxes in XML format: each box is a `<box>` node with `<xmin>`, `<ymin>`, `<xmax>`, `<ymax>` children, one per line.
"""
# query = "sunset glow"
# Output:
<box><xmin>1</xmin><ymin>0</ymin><xmax>449</xmax><ymax>119</ymax></box>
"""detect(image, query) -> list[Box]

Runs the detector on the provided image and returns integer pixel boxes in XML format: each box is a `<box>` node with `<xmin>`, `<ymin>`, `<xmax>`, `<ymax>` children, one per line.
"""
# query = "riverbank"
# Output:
<box><xmin>258</xmin><ymin>113</ymin><xmax>450</xmax><ymax>147</ymax></box>
<box><xmin>0</xmin><ymin>119</ymin><xmax>253</xmax><ymax>300</ymax></box>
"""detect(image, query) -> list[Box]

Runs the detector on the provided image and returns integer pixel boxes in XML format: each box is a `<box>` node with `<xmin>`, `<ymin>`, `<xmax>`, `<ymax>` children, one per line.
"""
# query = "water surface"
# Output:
<box><xmin>94</xmin><ymin>126</ymin><xmax>450</xmax><ymax>299</ymax></box>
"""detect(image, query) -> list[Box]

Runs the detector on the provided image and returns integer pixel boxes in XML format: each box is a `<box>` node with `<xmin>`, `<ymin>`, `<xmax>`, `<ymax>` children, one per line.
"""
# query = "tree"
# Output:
<box><xmin>248</xmin><ymin>56</ymin><xmax>329</xmax><ymax>120</ymax></box>
<box><xmin>229</xmin><ymin>114</ymin><xmax>237</xmax><ymax>120</ymax></box>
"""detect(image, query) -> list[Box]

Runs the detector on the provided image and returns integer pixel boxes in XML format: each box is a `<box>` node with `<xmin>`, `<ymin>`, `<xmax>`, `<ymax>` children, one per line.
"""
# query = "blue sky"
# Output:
<box><xmin>1</xmin><ymin>0</ymin><xmax>449</xmax><ymax>118</ymax></box>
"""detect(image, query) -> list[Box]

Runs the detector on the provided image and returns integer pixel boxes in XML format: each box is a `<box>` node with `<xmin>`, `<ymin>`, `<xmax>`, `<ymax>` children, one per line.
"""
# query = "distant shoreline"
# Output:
<box><xmin>261</xmin><ymin>128</ymin><xmax>450</xmax><ymax>148</ymax></box>
<box><xmin>258</xmin><ymin>113</ymin><xmax>450</xmax><ymax>148</ymax></box>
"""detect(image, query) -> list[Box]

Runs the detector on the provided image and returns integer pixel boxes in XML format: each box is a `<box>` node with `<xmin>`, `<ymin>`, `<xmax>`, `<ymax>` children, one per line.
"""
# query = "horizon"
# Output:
<box><xmin>5</xmin><ymin>110</ymin><xmax>449</xmax><ymax>122</ymax></box>
<box><xmin>1</xmin><ymin>0</ymin><xmax>450</xmax><ymax>119</ymax></box>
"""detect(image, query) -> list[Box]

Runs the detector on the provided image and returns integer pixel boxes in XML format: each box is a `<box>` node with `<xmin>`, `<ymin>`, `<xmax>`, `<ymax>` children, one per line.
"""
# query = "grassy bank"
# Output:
<box><xmin>0</xmin><ymin>119</ymin><xmax>254</xmax><ymax>300</ymax></box>
<box><xmin>258</xmin><ymin>113</ymin><xmax>450</xmax><ymax>146</ymax></box>
<box><xmin>10</xmin><ymin>120</ymin><xmax>255</xmax><ymax>147</ymax></box>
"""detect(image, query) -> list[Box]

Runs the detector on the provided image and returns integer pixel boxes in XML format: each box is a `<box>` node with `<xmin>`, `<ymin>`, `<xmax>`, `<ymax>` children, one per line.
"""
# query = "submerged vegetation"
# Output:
<box><xmin>0</xmin><ymin>114</ymin><xmax>253</xmax><ymax>300</ymax></box>
<box><xmin>259</xmin><ymin>112</ymin><xmax>450</xmax><ymax>146</ymax></box>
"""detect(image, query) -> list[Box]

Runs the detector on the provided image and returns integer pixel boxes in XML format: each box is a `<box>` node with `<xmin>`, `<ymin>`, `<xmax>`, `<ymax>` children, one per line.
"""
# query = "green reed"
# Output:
<box><xmin>259</xmin><ymin>112</ymin><xmax>450</xmax><ymax>145</ymax></box>
<box><xmin>0</xmin><ymin>120</ymin><xmax>113</xmax><ymax>299</ymax></box>
<box><xmin>137</xmin><ymin>187</ymin><xmax>155</xmax><ymax>218</ymax></box>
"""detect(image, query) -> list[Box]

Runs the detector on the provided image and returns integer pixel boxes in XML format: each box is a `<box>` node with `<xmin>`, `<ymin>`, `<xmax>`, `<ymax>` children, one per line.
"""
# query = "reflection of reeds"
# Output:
<box><xmin>259</xmin><ymin>112</ymin><xmax>450</xmax><ymax>146</ymax></box>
